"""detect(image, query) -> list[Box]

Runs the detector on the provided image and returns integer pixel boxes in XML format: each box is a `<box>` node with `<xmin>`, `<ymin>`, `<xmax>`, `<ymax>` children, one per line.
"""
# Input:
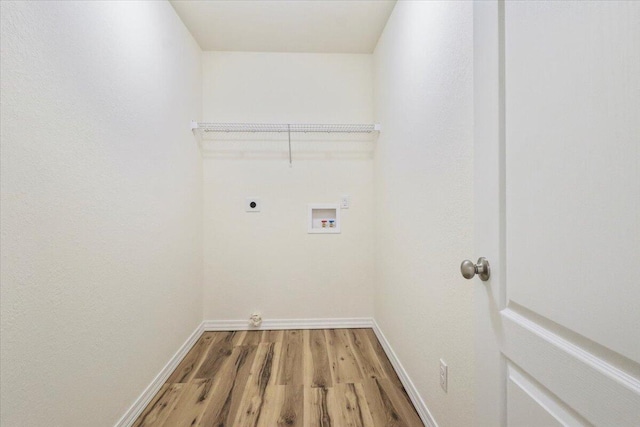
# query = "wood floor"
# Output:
<box><xmin>133</xmin><ymin>328</ymin><xmax>423</xmax><ymax>427</ymax></box>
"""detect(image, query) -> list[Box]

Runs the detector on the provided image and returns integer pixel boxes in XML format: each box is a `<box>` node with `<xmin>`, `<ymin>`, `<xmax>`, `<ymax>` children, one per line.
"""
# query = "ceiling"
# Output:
<box><xmin>170</xmin><ymin>0</ymin><xmax>396</xmax><ymax>54</ymax></box>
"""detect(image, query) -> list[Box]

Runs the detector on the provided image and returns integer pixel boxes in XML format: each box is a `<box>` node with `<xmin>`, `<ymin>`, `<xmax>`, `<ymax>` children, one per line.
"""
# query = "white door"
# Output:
<box><xmin>473</xmin><ymin>1</ymin><xmax>640</xmax><ymax>426</ymax></box>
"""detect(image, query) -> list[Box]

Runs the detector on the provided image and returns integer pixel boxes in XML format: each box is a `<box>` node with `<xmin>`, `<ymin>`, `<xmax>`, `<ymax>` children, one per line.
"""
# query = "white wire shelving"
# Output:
<box><xmin>190</xmin><ymin>121</ymin><xmax>380</xmax><ymax>166</ymax></box>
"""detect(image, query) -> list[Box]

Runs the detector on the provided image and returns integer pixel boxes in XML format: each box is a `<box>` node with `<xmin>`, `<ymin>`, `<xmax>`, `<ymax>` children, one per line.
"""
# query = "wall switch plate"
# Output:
<box><xmin>245</xmin><ymin>198</ymin><xmax>261</xmax><ymax>212</ymax></box>
<box><xmin>341</xmin><ymin>195</ymin><xmax>350</xmax><ymax>209</ymax></box>
<box><xmin>439</xmin><ymin>359</ymin><xmax>448</xmax><ymax>392</ymax></box>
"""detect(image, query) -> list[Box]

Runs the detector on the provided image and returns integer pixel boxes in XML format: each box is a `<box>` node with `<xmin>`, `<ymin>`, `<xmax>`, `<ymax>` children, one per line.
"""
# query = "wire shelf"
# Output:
<box><xmin>190</xmin><ymin>121</ymin><xmax>379</xmax><ymax>166</ymax></box>
<box><xmin>191</xmin><ymin>122</ymin><xmax>381</xmax><ymax>134</ymax></box>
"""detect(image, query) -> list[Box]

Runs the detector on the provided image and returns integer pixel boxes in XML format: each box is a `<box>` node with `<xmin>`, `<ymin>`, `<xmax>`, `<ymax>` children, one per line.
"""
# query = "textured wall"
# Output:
<box><xmin>372</xmin><ymin>2</ymin><xmax>475</xmax><ymax>426</ymax></box>
<box><xmin>0</xmin><ymin>2</ymin><xmax>202</xmax><ymax>425</ymax></box>
<box><xmin>201</xmin><ymin>52</ymin><xmax>374</xmax><ymax>321</ymax></box>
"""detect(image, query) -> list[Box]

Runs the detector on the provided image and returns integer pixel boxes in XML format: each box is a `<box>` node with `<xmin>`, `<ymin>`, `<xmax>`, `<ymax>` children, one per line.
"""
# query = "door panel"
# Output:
<box><xmin>503</xmin><ymin>1</ymin><xmax>640</xmax><ymax>424</ymax></box>
<box><xmin>502</xmin><ymin>308</ymin><xmax>640</xmax><ymax>426</ymax></box>
<box><xmin>507</xmin><ymin>363</ymin><xmax>586</xmax><ymax>427</ymax></box>
<box><xmin>474</xmin><ymin>1</ymin><xmax>640</xmax><ymax>426</ymax></box>
<box><xmin>504</xmin><ymin>0</ymin><xmax>640</xmax><ymax>363</ymax></box>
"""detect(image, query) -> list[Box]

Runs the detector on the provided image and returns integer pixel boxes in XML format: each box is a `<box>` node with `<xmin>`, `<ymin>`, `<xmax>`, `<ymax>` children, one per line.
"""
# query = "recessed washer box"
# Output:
<box><xmin>308</xmin><ymin>204</ymin><xmax>340</xmax><ymax>234</ymax></box>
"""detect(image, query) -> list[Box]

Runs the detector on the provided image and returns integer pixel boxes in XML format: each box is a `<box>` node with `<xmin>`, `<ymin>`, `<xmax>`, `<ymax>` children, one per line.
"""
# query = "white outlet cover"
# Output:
<box><xmin>439</xmin><ymin>359</ymin><xmax>448</xmax><ymax>392</ymax></box>
<box><xmin>246</xmin><ymin>198</ymin><xmax>261</xmax><ymax>212</ymax></box>
<box><xmin>341</xmin><ymin>195</ymin><xmax>350</xmax><ymax>209</ymax></box>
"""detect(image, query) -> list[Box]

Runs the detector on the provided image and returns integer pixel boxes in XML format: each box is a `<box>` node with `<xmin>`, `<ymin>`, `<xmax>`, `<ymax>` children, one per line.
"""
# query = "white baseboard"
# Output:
<box><xmin>202</xmin><ymin>317</ymin><xmax>374</xmax><ymax>331</ymax></box>
<box><xmin>372</xmin><ymin>319</ymin><xmax>438</xmax><ymax>427</ymax></box>
<box><xmin>114</xmin><ymin>322</ymin><xmax>204</xmax><ymax>427</ymax></box>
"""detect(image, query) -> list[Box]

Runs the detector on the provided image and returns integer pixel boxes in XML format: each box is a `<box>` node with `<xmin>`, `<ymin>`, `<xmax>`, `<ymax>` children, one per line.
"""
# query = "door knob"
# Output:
<box><xmin>460</xmin><ymin>257</ymin><xmax>491</xmax><ymax>281</ymax></box>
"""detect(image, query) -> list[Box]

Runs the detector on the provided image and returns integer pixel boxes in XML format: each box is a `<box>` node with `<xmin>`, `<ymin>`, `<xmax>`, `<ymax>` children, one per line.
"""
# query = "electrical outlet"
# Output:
<box><xmin>341</xmin><ymin>195</ymin><xmax>350</xmax><ymax>209</ymax></box>
<box><xmin>245</xmin><ymin>198</ymin><xmax>261</xmax><ymax>212</ymax></box>
<box><xmin>439</xmin><ymin>359</ymin><xmax>448</xmax><ymax>392</ymax></box>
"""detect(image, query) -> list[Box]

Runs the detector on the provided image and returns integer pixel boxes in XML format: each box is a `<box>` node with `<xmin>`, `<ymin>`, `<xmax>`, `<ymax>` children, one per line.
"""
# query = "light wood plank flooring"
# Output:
<box><xmin>133</xmin><ymin>329</ymin><xmax>423</xmax><ymax>427</ymax></box>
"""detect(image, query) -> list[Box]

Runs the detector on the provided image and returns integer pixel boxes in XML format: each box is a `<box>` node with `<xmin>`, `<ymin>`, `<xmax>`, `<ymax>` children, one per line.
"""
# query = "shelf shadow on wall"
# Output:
<box><xmin>200</xmin><ymin>135</ymin><xmax>376</xmax><ymax>161</ymax></box>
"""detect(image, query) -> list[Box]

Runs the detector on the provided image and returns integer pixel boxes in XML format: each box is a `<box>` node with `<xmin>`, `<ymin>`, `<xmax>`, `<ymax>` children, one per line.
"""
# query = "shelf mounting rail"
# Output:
<box><xmin>190</xmin><ymin>122</ymin><xmax>381</xmax><ymax>133</ymax></box>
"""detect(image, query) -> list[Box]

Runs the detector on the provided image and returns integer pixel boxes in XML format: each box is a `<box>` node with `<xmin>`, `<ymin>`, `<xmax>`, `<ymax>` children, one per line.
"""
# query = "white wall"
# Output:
<box><xmin>373</xmin><ymin>2</ymin><xmax>475</xmax><ymax>426</ymax></box>
<box><xmin>0</xmin><ymin>2</ymin><xmax>202</xmax><ymax>426</ymax></box>
<box><xmin>202</xmin><ymin>52</ymin><xmax>374</xmax><ymax>321</ymax></box>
